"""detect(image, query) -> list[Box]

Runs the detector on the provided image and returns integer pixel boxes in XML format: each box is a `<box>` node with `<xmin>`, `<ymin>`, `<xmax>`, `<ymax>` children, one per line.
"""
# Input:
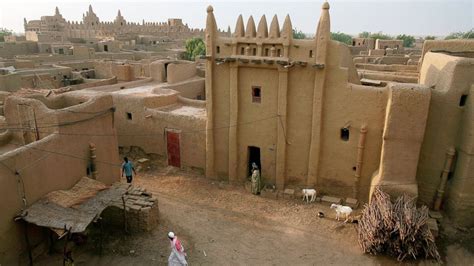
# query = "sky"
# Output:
<box><xmin>0</xmin><ymin>0</ymin><xmax>472</xmax><ymax>37</ymax></box>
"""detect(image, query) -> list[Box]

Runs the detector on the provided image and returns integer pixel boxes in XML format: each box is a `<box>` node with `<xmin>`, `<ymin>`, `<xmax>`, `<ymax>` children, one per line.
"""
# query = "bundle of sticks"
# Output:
<box><xmin>357</xmin><ymin>187</ymin><xmax>440</xmax><ymax>262</ymax></box>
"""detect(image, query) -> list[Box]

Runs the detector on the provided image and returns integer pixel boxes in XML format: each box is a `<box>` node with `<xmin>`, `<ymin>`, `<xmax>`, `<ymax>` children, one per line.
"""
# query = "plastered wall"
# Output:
<box><xmin>0</xmin><ymin>94</ymin><xmax>120</xmax><ymax>265</ymax></box>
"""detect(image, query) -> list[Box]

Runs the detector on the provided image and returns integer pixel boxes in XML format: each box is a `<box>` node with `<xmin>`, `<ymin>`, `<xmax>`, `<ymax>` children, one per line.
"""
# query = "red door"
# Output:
<box><xmin>167</xmin><ymin>131</ymin><xmax>181</xmax><ymax>167</ymax></box>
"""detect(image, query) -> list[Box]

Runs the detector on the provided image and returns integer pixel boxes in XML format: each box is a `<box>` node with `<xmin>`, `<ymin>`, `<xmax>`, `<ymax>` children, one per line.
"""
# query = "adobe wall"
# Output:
<box><xmin>112</xmin><ymin>88</ymin><xmax>206</xmax><ymax>170</ymax></box>
<box><xmin>417</xmin><ymin>52</ymin><xmax>474</xmax><ymax>226</ymax></box>
<box><xmin>355</xmin><ymin>63</ymin><xmax>418</xmax><ymax>73</ymax></box>
<box><xmin>375</xmin><ymin>39</ymin><xmax>403</xmax><ymax>50</ymax></box>
<box><xmin>0</xmin><ymin>73</ymin><xmax>22</xmax><ymax>92</ymax></box>
<box><xmin>0</xmin><ymin>42</ymin><xmax>39</xmax><ymax>59</ymax></box>
<box><xmin>158</xmin><ymin>77</ymin><xmax>205</xmax><ymax>99</ymax></box>
<box><xmin>94</xmin><ymin>61</ymin><xmax>135</xmax><ymax>81</ymax></box>
<box><xmin>445</xmin><ymin>84</ymin><xmax>474</xmax><ymax>227</ymax></box>
<box><xmin>316</xmin><ymin>42</ymin><xmax>389</xmax><ymax>199</ymax></box>
<box><xmin>421</xmin><ymin>40</ymin><xmax>474</xmax><ymax>60</ymax></box>
<box><xmin>370</xmin><ymin>84</ymin><xmax>431</xmax><ymax>199</ymax></box>
<box><xmin>0</xmin><ymin>94</ymin><xmax>119</xmax><ymax>265</ymax></box>
<box><xmin>167</xmin><ymin>62</ymin><xmax>197</xmax><ymax>84</ymax></box>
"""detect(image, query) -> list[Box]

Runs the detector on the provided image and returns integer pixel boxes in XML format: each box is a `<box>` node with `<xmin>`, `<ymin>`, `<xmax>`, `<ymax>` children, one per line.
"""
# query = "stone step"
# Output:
<box><xmin>321</xmin><ymin>196</ymin><xmax>342</xmax><ymax>205</ymax></box>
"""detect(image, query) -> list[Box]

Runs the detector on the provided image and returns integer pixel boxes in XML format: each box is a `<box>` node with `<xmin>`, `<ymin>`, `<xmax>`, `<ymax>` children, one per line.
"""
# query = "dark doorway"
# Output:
<box><xmin>248</xmin><ymin>146</ymin><xmax>261</xmax><ymax>176</ymax></box>
<box><xmin>103</xmin><ymin>45</ymin><xmax>108</xmax><ymax>52</ymax></box>
<box><xmin>164</xmin><ymin>62</ymin><xmax>170</xmax><ymax>82</ymax></box>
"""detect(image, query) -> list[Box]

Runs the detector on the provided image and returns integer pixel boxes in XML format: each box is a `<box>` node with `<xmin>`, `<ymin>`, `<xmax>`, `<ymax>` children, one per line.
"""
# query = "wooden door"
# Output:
<box><xmin>166</xmin><ymin>131</ymin><xmax>181</xmax><ymax>167</ymax></box>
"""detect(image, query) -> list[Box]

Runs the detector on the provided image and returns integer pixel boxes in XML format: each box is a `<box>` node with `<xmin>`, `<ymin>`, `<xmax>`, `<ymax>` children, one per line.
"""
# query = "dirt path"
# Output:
<box><xmin>36</xmin><ymin>168</ymin><xmax>445</xmax><ymax>265</ymax></box>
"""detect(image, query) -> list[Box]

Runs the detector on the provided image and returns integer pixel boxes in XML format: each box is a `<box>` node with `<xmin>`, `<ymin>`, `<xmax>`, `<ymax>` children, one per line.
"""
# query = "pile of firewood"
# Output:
<box><xmin>357</xmin><ymin>187</ymin><xmax>440</xmax><ymax>262</ymax></box>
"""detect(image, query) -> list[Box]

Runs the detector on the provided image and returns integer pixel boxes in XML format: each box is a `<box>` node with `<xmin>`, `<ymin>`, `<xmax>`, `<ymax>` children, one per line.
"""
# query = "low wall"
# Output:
<box><xmin>0</xmin><ymin>94</ymin><xmax>120</xmax><ymax>265</ymax></box>
<box><xmin>159</xmin><ymin>77</ymin><xmax>205</xmax><ymax>99</ymax></box>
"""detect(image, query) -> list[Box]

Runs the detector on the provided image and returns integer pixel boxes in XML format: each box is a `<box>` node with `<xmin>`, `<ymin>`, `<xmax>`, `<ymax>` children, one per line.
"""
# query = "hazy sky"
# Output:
<box><xmin>0</xmin><ymin>0</ymin><xmax>472</xmax><ymax>36</ymax></box>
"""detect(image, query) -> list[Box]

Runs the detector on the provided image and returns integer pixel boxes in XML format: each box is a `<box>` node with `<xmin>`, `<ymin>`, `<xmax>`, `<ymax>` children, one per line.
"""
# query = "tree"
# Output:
<box><xmin>292</xmin><ymin>28</ymin><xmax>306</xmax><ymax>39</ymax></box>
<box><xmin>396</xmin><ymin>34</ymin><xmax>416</xmax><ymax>47</ymax></box>
<box><xmin>445</xmin><ymin>30</ymin><xmax>474</xmax><ymax>40</ymax></box>
<box><xmin>359</xmin><ymin>31</ymin><xmax>370</xmax><ymax>38</ymax></box>
<box><xmin>0</xmin><ymin>28</ymin><xmax>12</xmax><ymax>42</ymax></box>
<box><xmin>184</xmin><ymin>37</ymin><xmax>206</xmax><ymax>61</ymax></box>
<box><xmin>369</xmin><ymin>32</ymin><xmax>392</xmax><ymax>40</ymax></box>
<box><xmin>331</xmin><ymin>32</ymin><xmax>352</xmax><ymax>45</ymax></box>
<box><xmin>358</xmin><ymin>31</ymin><xmax>392</xmax><ymax>40</ymax></box>
<box><xmin>424</xmin><ymin>35</ymin><xmax>436</xmax><ymax>40</ymax></box>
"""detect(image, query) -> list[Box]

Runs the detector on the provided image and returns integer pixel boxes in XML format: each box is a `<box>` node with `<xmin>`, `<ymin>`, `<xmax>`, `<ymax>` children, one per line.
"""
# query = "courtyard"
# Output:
<box><xmin>33</xmin><ymin>164</ymin><xmax>474</xmax><ymax>265</ymax></box>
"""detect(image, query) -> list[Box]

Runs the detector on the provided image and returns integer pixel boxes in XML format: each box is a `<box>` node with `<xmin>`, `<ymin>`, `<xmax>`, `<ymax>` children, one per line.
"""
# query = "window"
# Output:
<box><xmin>459</xmin><ymin>94</ymin><xmax>468</xmax><ymax>107</ymax></box>
<box><xmin>216</xmin><ymin>46</ymin><xmax>220</xmax><ymax>54</ymax></box>
<box><xmin>252</xmin><ymin>48</ymin><xmax>256</xmax><ymax>56</ymax></box>
<box><xmin>265</xmin><ymin>48</ymin><xmax>269</xmax><ymax>56</ymax></box>
<box><xmin>126</xmin><ymin>112</ymin><xmax>132</xmax><ymax>120</ymax></box>
<box><xmin>309</xmin><ymin>50</ymin><xmax>313</xmax><ymax>58</ymax></box>
<box><xmin>241</xmin><ymin>47</ymin><xmax>245</xmax><ymax>55</ymax></box>
<box><xmin>340</xmin><ymin>128</ymin><xmax>349</xmax><ymax>141</ymax></box>
<box><xmin>277</xmin><ymin>49</ymin><xmax>281</xmax><ymax>57</ymax></box>
<box><xmin>252</xmin><ymin>86</ymin><xmax>261</xmax><ymax>103</ymax></box>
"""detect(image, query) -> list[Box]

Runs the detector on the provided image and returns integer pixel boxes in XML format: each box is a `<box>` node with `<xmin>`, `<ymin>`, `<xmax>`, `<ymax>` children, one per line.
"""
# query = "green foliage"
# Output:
<box><xmin>424</xmin><ymin>35</ymin><xmax>436</xmax><ymax>40</ymax></box>
<box><xmin>396</xmin><ymin>34</ymin><xmax>416</xmax><ymax>47</ymax></box>
<box><xmin>358</xmin><ymin>31</ymin><xmax>370</xmax><ymax>38</ymax></box>
<box><xmin>369</xmin><ymin>32</ymin><xmax>392</xmax><ymax>40</ymax></box>
<box><xmin>292</xmin><ymin>29</ymin><xmax>306</xmax><ymax>39</ymax></box>
<box><xmin>0</xmin><ymin>28</ymin><xmax>12</xmax><ymax>42</ymax></box>
<box><xmin>331</xmin><ymin>32</ymin><xmax>352</xmax><ymax>45</ymax></box>
<box><xmin>184</xmin><ymin>37</ymin><xmax>206</xmax><ymax>61</ymax></box>
<box><xmin>444</xmin><ymin>30</ymin><xmax>474</xmax><ymax>40</ymax></box>
<box><xmin>358</xmin><ymin>31</ymin><xmax>392</xmax><ymax>40</ymax></box>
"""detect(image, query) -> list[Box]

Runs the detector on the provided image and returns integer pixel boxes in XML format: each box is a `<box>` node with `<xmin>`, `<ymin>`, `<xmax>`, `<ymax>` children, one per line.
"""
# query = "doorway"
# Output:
<box><xmin>247</xmin><ymin>146</ymin><xmax>261</xmax><ymax>176</ymax></box>
<box><xmin>103</xmin><ymin>45</ymin><xmax>108</xmax><ymax>52</ymax></box>
<box><xmin>166</xmin><ymin>130</ymin><xmax>181</xmax><ymax>168</ymax></box>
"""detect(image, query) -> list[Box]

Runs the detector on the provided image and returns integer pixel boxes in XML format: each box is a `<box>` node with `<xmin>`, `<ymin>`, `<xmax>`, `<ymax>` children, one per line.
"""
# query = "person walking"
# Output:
<box><xmin>121</xmin><ymin>157</ymin><xmax>137</xmax><ymax>183</ymax></box>
<box><xmin>168</xmin><ymin>232</ymin><xmax>188</xmax><ymax>266</ymax></box>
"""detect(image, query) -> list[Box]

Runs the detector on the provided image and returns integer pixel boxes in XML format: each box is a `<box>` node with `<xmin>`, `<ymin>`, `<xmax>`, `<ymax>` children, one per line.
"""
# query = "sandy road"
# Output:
<box><xmin>36</xmin><ymin>171</ymin><xmax>428</xmax><ymax>265</ymax></box>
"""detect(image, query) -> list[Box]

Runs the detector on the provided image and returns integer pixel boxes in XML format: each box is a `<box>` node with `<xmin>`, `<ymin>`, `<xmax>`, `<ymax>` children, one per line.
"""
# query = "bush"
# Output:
<box><xmin>331</xmin><ymin>32</ymin><xmax>352</xmax><ymax>45</ymax></box>
<box><xmin>184</xmin><ymin>38</ymin><xmax>206</xmax><ymax>61</ymax></box>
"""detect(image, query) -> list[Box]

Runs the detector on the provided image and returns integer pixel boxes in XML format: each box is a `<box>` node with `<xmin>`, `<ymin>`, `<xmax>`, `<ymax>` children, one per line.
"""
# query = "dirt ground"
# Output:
<box><xmin>35</xmin><ymin>165</ymin><xmax>474</xmax><ymax>265</ymax></box>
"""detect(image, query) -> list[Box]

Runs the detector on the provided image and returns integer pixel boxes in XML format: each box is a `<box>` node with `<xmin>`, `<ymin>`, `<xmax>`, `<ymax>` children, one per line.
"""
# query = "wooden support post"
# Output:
<box><xmin>354</xmin><ymin>125</ymin><xmax>368</xmax><ymax>199</ymax></box>
<box><xmin>433</xmin><ymin>147</ymin><xmax>456</xmax><ymax>211</ymax></box>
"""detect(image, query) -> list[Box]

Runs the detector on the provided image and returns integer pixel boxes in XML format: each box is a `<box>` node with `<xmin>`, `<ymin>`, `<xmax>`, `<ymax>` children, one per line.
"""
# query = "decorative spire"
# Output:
<box><xmin>55</xmin><ymin>6</ymin><xmax>60</xmax><ymax>16</ymax></box>
<box><xmin>205</xmin><ymin>5</ymin><xmax>218</xmax><ymax>56</ymax></box>
<box><xmin>269</xmin><ymin>15</ymin><xmax>280</xmax><ymax>38</ymax></box>
<box><xmin>257</xmin><ymin>15</ymin><xmax>268</xmax><ymax>38</ymax></box>
<box><xmin>281</xmin><ymin>14</ymin><xmax>293</xmax><ymax>40</ymax></box>
<box><xmin>118</xmin><ymin>9</ymin><xmax>122</xmax><ymax>17</ymax></box>
<box><xmin>89</xmin><ymin>4</ymin><xmax>93</xmax><ymax>13</ymax></box>
<box><xmin>245</xmin><ymin>16</ymin><xmax>256</xmax><ymax>38</ymax></box>
<box><xmin>315</xmin><ymin>1</ymin><xmax>331</xmax><ymax>65</ymax></box>
<box><xmin>234</xmin><ymin>15</ymin><xmax>245</xmax><ymax>37</ymax></box>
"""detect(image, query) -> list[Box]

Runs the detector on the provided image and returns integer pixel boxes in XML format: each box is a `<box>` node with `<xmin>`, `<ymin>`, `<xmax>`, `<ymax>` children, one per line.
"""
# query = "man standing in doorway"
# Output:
<box><xmin>121</xmin><ymin>157</ymin><xmax>137</xmax><ymax>183</ymax></box>
<box><xmin>250</xmin><ymin>162</ymin><xmax>261</xmax><ymax>195</ymax></box>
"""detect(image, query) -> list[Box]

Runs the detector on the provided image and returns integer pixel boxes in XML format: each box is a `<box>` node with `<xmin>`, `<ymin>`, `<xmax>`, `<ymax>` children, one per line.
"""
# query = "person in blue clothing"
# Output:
<box><xmin>121</xmin><ymin>157</ymin><xmax>137</xmax><ymax>183</ymax></box>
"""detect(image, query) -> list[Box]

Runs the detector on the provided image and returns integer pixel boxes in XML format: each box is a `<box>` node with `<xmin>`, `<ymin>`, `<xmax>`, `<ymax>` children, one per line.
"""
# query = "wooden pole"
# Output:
<box><xmin>354</xmin><ymin>125</ymin><xmax>368</xmax><ymax>199</ymax></box>
<box><xmin>433</xmin><ymin>147</ymin><xmax>456</xmax><ymax>211</ymax></box>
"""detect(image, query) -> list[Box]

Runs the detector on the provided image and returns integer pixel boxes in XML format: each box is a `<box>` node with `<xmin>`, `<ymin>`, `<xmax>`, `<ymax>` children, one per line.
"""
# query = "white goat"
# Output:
<box><xmin>302</xmin><ymin>189</ymin><xmax>317</xmax><ymax>203</ymax></box>
<box><xmin>330</xmin><ymin>204</ymin><xmax>353</xmax><ymax>222</ymax></box>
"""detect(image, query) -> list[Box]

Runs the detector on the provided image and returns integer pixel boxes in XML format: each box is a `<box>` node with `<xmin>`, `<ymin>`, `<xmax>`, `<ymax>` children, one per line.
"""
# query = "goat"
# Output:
<box><xmin>302</xmin><ymin>189</ymin><xmax>317</xmax><ymax>203</ymax></box>
<box><xmin>330</xmin><ymin>204</ymin><xmax>353</xmax><ymax>222</ymax></box>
